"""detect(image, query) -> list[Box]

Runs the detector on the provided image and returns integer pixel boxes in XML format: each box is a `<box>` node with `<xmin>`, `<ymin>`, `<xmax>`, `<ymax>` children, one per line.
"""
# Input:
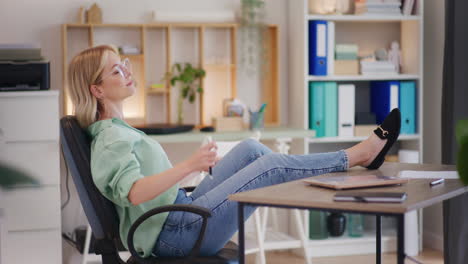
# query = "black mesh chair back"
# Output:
<box><xmin>60</xmin><ymin>116</ymin><xmax>238</xmax><ymax>264</ymax></box>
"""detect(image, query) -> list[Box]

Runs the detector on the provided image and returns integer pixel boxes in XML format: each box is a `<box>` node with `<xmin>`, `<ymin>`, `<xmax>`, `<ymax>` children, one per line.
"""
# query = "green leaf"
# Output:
<box><xmin>182</xmin><ymin>86</ymin><xmax>189</xmax><ymax>98</ymax></box>
<box><xmin>170</xmin><ymin>77</ymin><xmax>177</xmax><ymax>86</ymax></box>
<box><xmin>175</xmin><ymin>63</ymin><xmax>182</xmax><ymax>73</ymax></box>
<box><xmin>197</xmin><ymin>87</ymin><xmax>203</xmax><ymax>93</ymax></box>
<box><xmin>189</xmin><ymin>93</ymin><xmax>195</xmax><ymax>103</ymax></box>
<box><xmin>456</xmin><ymin>120</ymin><xmax>468</xmax><ymax>145</ymax></box>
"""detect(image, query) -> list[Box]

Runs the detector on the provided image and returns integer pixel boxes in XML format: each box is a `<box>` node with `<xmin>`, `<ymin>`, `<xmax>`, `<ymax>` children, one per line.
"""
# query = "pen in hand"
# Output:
<box><xmin>429</xmin><ymin>178</ymin><xmax>445</xmax><ymax>187</ymax></box>
<box><xmin>202</xmin><ymin>136</ymin><xmax>215</xmax><ymax>179</ymax></box>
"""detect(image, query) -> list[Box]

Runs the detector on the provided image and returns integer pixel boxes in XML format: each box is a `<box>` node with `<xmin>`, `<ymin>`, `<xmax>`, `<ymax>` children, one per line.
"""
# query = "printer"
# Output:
<box><xmin>0</xmin><ymin>61</ymin><xmax>50</xmax><ymax>91</ymax></box>
<box><xmin>0</xmin><ymin>44</ymin><xmax>50</xmax><ymax>91</ymax></box>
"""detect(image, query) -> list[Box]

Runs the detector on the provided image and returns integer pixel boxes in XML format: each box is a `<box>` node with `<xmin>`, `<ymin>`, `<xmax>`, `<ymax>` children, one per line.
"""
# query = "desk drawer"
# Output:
<box><xmin>0</xmin><ymin>91</ymin><xmax>59</xmax><ymax>142</ymax></box>
<box><xmin>3</xmin><ymin>186</ymin><xmax>60</xmax><ymax>231</ymax></box>
<box><xmin>0</xmin><ymin>141</ymin><xmax>59</xmax><ymax>185</ymax></box>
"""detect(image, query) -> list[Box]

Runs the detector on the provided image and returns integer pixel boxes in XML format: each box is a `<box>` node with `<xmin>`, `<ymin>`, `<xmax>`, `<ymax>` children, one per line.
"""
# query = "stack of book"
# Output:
<box><xmin>354</xmin><ymin>0</ymin><xmax>402</xmax><ymax>15</ymax></box>
<box><xmin>335</xmin><ymin>44</ymin><xmax>359</xmax><ymax>75</ymax></box>
<box><xmin>119</xmin><ymin>45</ymin><xmax>141</xmax><ymax>55</ymax></box>
<box><xmin>360</xmin><ymin>60</ymin><xmax>397</xmax><ymax>75</ymax></box>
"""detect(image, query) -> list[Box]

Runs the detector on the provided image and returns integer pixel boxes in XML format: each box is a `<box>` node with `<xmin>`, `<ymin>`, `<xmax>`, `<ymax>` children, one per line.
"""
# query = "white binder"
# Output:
<box><xmin>338</xmin><ymin>84</ymin><xmax>355</xmax><ymax>137</ymax></box>
<box><xmin>327</xmin><ymin>21</ymin><xmax>335</xmax><ymax>76</ymax></box>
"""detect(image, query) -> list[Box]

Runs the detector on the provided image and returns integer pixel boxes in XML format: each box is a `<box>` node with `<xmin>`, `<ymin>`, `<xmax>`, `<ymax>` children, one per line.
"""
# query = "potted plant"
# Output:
<box><xmin>456</xmin><ymin>120</ymin><xmax>468</xmax><ymax>185</ymax></box>
<box><xmin>165</xmin><ymin>63</ymin><xmax>206</xmax><ymax>124</ymax></box>
<box><xmin>0</xmin><ymin>162</ymin><xmax>38</xmax><ymax>189</ymax></box>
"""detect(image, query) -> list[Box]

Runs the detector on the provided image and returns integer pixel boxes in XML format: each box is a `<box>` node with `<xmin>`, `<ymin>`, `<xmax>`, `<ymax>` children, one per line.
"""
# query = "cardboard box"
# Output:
<box><xmin>335</xmin><ymin>60</ymin><xmax>359</xmax><ymax>75</ymax></box>
<box><xmin>212</xmin><ymin>117</ymin><xmax>244</xmax><ymax>132</ymax></box>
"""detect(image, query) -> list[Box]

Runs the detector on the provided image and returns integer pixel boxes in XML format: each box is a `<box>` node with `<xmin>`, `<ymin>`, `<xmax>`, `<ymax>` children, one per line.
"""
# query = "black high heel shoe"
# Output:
<box><xmin>366</xmin><ymin>108</ymin><xmax>401</xmax><ymax>170</ymax></box>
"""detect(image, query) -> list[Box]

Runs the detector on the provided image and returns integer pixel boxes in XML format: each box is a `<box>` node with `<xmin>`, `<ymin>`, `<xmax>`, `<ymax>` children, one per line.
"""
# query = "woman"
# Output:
<box><xmin>67</xmin><ymin>45</ymin><xmax>400</xmax><ymax>258</ymax></box>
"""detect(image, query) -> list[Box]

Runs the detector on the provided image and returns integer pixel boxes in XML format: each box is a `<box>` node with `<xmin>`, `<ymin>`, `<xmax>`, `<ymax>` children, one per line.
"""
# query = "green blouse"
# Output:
<box><xmin>88</xmin><ymin>118</ymin><xmax>178</xmax><ymax>257</ymax></box>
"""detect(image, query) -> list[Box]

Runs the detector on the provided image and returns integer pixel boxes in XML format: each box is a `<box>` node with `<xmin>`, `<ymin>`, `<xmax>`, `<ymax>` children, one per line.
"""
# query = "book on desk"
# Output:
<box><xmin>303</xmin><ymin>174</ymin><xmax>409</xmax><ymax>190</ymax></box>
<box><xmin>333</xmin><ymin>191</ymin><xmax>407</xmax><ymax>203</ymax></box>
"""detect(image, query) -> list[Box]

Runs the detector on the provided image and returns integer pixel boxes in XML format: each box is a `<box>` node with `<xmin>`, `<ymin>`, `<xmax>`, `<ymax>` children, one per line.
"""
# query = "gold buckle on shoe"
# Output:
<box><xmin>377</xmin><ymin>126</ymin><xmax>389</xmax><ymax>138</ymax></box>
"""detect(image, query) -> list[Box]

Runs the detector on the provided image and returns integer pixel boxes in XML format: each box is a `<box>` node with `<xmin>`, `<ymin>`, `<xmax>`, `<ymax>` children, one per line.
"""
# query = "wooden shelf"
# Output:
<box><xmin>147</xmin><ymin>88</ymin><xmax>168</xmax><ymax>95</ymax></box>
<box><xmin>307</xmin><ymin>134</ymin><xmax>420</xmax><ymax>143</ymax></box>
<box><xmin>62</xmin><ymin>22</ymin><xmax>241</xmax><ymax>126</ymax></box>
<box><xmin>65</xmin><ymin>23</ymin><xmax>238</xmax><ymax>28</ymax></box>
<box><xmin>121</xmin><ymin>54</ymin><xmax>144</xmax><ymax>59</ymax></box>
<box><xmin>308</xmin><ymin>74</ymin><xmax>420</xmax><ymax>81</ymax></box>
<box><xmin>307</xmin><ymin>15</ymin><xmax>421</xmax><ymax>22</ymax></box>
<box><xmin>203</xmin><ymin>63</ymin><xmax>236</xmax><ymax>70</ymax></box>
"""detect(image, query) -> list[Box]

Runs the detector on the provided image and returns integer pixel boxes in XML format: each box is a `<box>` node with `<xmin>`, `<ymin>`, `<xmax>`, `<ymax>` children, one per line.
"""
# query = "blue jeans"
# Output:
<box><xmin>152</xmin><ymin>139</ymin><xmax>348</xmax><ymax>257</ymax></box>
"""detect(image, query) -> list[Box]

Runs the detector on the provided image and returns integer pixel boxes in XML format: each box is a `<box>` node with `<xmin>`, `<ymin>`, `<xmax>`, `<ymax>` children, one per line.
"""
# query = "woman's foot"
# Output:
<box><xmin>346</xmin><ymin>109</ymin><xmax>401</xmax><ymax>169</ymax></box>
<box><xmin>346</xmin><ymin>133</ymin><xmax>387</xmax><ymax>168</ymax></box>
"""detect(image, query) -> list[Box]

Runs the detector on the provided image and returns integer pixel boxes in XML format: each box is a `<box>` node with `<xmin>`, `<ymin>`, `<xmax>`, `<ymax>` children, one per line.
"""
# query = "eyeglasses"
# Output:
<box><xmin>100</xmin><ymin>58</ymin><xmax>132</xmax><ymax>81</ymax></box>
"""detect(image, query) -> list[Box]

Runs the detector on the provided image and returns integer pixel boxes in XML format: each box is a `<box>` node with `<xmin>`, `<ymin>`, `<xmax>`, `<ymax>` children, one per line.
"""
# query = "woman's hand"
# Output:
<box><xmin>184</xmin><ymin>141</ymin><xmax>218</xmax><ymax>173</ymax></box>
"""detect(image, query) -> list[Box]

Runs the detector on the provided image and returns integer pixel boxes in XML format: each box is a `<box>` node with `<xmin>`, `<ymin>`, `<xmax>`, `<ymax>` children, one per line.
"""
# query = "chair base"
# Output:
<box><xmin>127</xmin><ymin>241</ymin><xmax>238</xmax><ymax>264</ymax></box>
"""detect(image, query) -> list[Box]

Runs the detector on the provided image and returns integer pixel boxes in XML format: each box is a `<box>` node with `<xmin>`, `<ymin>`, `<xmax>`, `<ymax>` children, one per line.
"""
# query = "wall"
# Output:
<box><xmin>0</xmin><ymin>0</ymin><xmax>289</xmax><ymax>262</ymax></box>
<box><xmin>422</xmin><ymin>0</ymin><xmax>445</xmax><ymax>251</ymax></box>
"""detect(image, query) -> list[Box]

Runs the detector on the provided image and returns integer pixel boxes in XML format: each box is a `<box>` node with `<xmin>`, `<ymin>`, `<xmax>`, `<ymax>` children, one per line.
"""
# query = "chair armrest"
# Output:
<box><xmin>127</xmin><ymin>204</ymin><xmax>211</xmax><ymax>262</ymax></box>
<box><xmin>182</xmin><ymin>186</ymin><xmax>196</xmax><ymax>192</ymax></box>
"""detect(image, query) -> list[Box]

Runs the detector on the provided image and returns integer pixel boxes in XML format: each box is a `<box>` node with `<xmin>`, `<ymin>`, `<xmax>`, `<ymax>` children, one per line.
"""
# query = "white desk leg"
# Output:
<box><xmin>81</xmin><ymin>224</ymin><xmax>93</xmax><ymax>264</ymax></box>
<box><xmin>294</xmin><ymin>209</ymin><xmax>312</xmax><ymax>264</ymax></box>
<box><xmin>253</xmin><ymin>209</ymin><xmax>266</xmax><ymax>264</ymax></box>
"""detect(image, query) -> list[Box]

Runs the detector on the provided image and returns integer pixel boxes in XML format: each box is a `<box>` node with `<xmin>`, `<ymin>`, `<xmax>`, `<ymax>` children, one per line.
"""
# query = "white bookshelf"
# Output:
<box><xmin>287</xmin><ymin>0</ymin><xmax>424</xmax><ymax>259</ymax></box>
<box><xmin>308</xmin><ymin>134</ymin><xmax>420</xmax><ymax>143</ymax></box>
<box><xmin>307</xmin><ymin>14</ymin><xmax>421</xmax><ymax>21</ymax></box>
<box><xmin>308</xmin><ymin>74</ymin><xmax>419</xmax><ymax>81</ymax></box>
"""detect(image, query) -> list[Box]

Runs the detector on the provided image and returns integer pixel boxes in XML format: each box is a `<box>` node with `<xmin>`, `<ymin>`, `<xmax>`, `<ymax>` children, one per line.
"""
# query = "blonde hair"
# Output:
<box><xmin>67</xmin><ymin>45</ymin><xmax>119</xmax><ymax>128</ymax></box>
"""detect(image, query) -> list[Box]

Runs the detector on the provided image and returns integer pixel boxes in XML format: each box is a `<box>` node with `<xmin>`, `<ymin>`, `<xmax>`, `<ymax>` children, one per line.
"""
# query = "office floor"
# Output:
<box><xmin>64</xmin><ymin>240</ymin><xmax>442</xmax><ymax>264</ymax></box>
<box><xmin>246</xmin><ymin>249</ymin><xmax>443</xmax><ymax>264</ymax></box>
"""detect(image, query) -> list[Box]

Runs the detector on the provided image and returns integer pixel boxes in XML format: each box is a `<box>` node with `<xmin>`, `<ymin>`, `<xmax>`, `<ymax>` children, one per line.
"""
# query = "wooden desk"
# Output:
<box><xmin>229</xmin><ymin>163</ymin><xmax>468</xmax><ymax>264</ymax></box>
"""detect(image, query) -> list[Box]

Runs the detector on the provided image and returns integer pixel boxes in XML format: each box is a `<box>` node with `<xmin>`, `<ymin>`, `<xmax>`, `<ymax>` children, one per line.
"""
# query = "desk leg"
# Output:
<box><xmin>376</xmin><ymin>215</ymin><xmax>381</xmax><ymax>264</ymax></box>
<box><xmin>396</xmin><ymin>214</ymin><xmax>405</xmax><ymax>264</ymax></box>
<box><xmin>238</xmin><ymin>203</ymin><xmax>245</xmax><ymax>264</ymax></box>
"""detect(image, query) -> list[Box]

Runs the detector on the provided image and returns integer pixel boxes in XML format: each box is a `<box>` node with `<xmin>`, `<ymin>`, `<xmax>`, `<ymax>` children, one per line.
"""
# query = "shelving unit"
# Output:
<box><xmin>62</xmin><ymin>23</ymin><xmax>280</xmax><ymax>127</ymax></box>
<box><xmin>287</xmin><ymin>0</ymin><xmax>424</xmax><ymax>259</ymax></box>
<box><xmin>62</xmin><ymin>23</ymin><xmax>238</xmax><ymax>127</ymax></box>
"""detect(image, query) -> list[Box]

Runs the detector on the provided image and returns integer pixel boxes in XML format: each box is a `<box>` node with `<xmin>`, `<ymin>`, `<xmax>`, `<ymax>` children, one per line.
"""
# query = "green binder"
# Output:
<box><xmin>309</xmin><ymin>82</ymin><xmax>325</xmax><ymax>137</ymax></box>
<box><xmin>324</xmin><ymin>82</ymin><xmax>338</xmax><ymax>137</ymax></box>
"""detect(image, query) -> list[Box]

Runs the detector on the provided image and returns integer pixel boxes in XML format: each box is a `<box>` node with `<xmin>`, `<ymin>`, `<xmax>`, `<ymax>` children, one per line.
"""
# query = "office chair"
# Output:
<box><xmin>60</xmin><ymin>116</ymin><xmax>238</xmax><ymax>264</ymax></box>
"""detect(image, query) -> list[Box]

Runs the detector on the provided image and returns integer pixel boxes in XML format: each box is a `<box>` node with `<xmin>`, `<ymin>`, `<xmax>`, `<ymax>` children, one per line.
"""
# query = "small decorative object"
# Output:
<box><xmin>309</xmin><ymin>211</ymin><xmax>328</xmax><ymax>239</ymax></box>
<box><xmin>388</xmin><ymin>41</ymin><xmax>402</xmax><ymax>73</ymax></box>
<box><xmin>456</xmin><ymin>120</ymin><xmax>468</xmax><ymax>185</ymax></box>
<box><xmin>164</xmin><ymin>63</ymin><xmax>205</xmax><ymax>124</ymax></box>
<box><xmin>223</xmin><ymin>98</ymin><xmax>246</xmax><ymax>117</ymax></box>
<box><xmin>347</xmin><ymin>213</ymin><xmax>364</xmax><ymax>237</ymax></box>
<box><xmin>309</xmin><ymin>0</ymin><xmax>336</xmax><ymax>14</ymax></box>
<box><xmin>335</xmin><ymin>0</ymin><xmax>352</xmax><ymax>14</ymax></box>
<box><xmin>77</xmin><ymin>7</ymin><xmax>85</xmax><ymax>24</ymax></box>
<box><xmin>327</xmin><ymin>212</ymin><xmax>346</xmax><ymax>237</ymax></box>
<box><xmin>248</xmin><ymin>103</ymin><xmax>266</xmax><ymax>131</ymax></box>
<box><xmin>87</xmin><ymin>3</ymin><xmax>102</xmax><ymax>24</ymax></box>
<box><xmin>375</xmin><ymin>48</ymin><xmax>388</xmax><ymax>61</ymax></box>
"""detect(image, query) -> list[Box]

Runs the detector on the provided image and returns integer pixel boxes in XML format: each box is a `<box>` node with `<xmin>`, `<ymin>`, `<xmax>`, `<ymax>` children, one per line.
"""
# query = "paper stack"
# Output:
<box><xmin>360</xmin><ymin>60</ymin><xmax>397</xmax><ymax>75</ymax></box>
<box><xmin>119</xmin><ymin>45</ymin><xmax>140</xmax><ymax>55</ymax></box>
<box><xmin>355</xmin><ymin>0</ymin><xmax>402</xmax><ymax>15</ymax></box>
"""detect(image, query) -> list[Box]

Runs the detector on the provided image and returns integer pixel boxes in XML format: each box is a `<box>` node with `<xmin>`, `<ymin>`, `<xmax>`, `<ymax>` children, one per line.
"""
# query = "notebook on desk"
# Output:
<box><xmin>334</xmin><ymin>191</ymin><xmax>407</xmax><ymax>203</ymax></box>
<box><xmin>303</xmin><ymin>175</ymin><xmax>409</xmax><ymax>190</ymax></box>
